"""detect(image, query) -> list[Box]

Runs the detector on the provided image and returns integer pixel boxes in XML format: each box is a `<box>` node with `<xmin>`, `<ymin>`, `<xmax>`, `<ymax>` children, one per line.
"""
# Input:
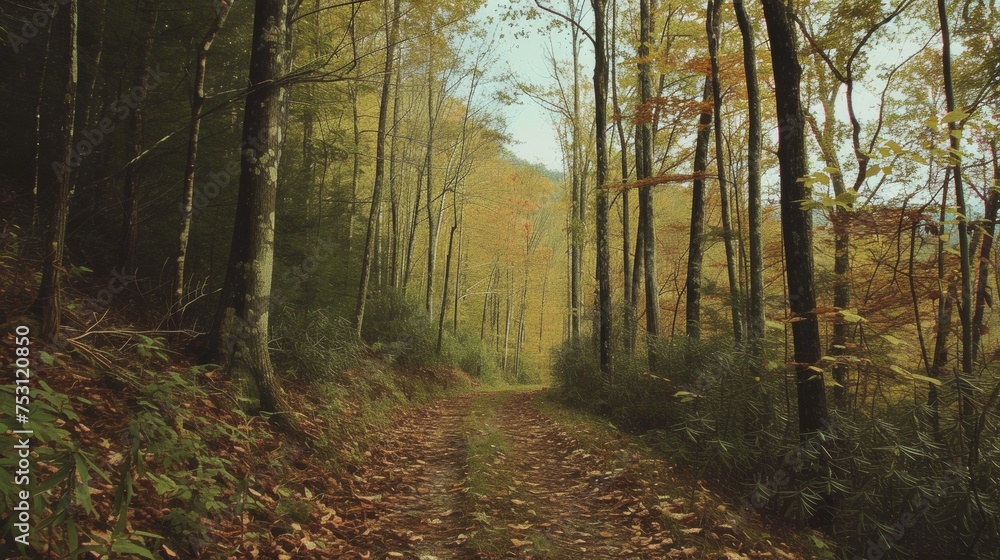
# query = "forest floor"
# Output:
<box><xmin>333</xmin><ymin>388</ymin><xmax>829</xmax><ymax>560</ymax></box>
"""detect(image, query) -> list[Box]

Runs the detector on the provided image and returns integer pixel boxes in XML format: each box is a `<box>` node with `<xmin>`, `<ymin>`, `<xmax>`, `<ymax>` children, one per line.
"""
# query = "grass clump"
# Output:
<box><xmin>462</xmin><ymin>393</ymin><xmax>516</xmax><ymax>556</ymax></box>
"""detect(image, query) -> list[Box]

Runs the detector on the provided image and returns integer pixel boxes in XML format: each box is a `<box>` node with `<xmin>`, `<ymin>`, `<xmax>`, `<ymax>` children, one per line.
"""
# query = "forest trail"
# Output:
<box><xmin>343</xmin><ymin>389</ymin><xmax>811</xmax><ymax>560</ymax></box>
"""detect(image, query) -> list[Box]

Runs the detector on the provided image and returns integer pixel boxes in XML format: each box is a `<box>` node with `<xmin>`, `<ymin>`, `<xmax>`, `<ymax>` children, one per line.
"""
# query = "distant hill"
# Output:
<box><xmin>503</xmin><ymin>149</ymin><xmax>564</xmax><ymax>185</ymax></box>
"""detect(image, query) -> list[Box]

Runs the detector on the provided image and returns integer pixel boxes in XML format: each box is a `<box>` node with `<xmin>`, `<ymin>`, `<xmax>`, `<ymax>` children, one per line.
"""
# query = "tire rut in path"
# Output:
<box><xmin>351</xmin><ymin>390</ymin><xmax>802</xmax><ymax>560</ymax></box>
<box><xmin>492</xmin><ymin>390</ymin><xmax>650</xmax><ymax>559</ymax></box>
<box><xmin>356</xmin><ymin>393</ymin><xmax>478</xmax><ymax>560</ymax></box>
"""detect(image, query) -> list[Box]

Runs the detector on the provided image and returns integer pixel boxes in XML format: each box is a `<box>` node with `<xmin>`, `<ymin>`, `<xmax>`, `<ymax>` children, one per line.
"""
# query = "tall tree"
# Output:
<box><xmin>733</xmin><ymin>0</ymin><xmax>764</xmax><ymax>347</ymax></box>
<box><xmin>204</xmin><ymin>0</ymin><xmax>293</xmax><ymax>426</ymax></box>
<box><xmin>972</xmin><ymin>142</ymin><xmax>1000</xmax><ymax>362</ymax></box>
<box><xmin>806</xmin><ymin>81</ymin><xmax>854</xmax><ymax>408</ymax></box>
<box><xmin>35</xmin><ymin>0</ymin><xmax>78</xmax><ymax>342</ymax></box>
<box><xmin>798</xmin><ymin>0</ymin><xmax>915</xmax><ymax>409</ymax></box>
<box><xmin>637</xmin><ymin>0</ymin><xmax>660</xmax><ymax>356</ymax></box>
<box><xmin>570</xmin><ymin>0</ymin><xmax>586</xmax><ymax>339</ymax></box>
<box><xmin>593</xmin><ymin>0</ymin><xmax>613</xmax><ymax>374</ymax></box>
<box><xmin>938</xmin><ymin>0</ymin><xmax>974</xmax><ymax>382</ymax></box>
<box><xmin>356</xmin><ymin>0</ymin><xmax>402</xmax><ymax>336</ymax></box>
<box><xmin>685</xmin><ymin>77</ymin><xmax>713</xmax><ymax>340</ymax></box>
<box><xmin>760</xmin><ymin>0</ymin><xmax>828</xmax><ymax>437</ymax></box>
<box><xmin>173</xmin><ymin>1</ymin><xmax>235</xmax><ymax>327</ymax></box>
<box><xmin>611</xmin><ymin>0</ymin><xmax>635</xmax><ymax>349</ymax></box>
<box><xmin>707</xmin><ymin>0</ymin><xmax>743</xmax><ymax>343</ymax></box>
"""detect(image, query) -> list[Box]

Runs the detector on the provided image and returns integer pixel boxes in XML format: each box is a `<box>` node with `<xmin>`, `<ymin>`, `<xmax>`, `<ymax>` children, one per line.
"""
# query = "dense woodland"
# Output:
<box><xmin>2</xmin><ymin>0</ymin><xmax>1000</xmax><ymax>558</ymax></box>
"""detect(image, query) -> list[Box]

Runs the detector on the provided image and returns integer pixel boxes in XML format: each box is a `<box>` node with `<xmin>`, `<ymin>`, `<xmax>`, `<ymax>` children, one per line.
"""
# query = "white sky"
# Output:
<box><xmin>466</xmin><ymin>0</ymin><xmax>592</xmax><ymax>174</ymax></box>
<box><xmin>463</xmin><ymin>0</ymin><xmax>940</xmax><ymax>202</ymax></box>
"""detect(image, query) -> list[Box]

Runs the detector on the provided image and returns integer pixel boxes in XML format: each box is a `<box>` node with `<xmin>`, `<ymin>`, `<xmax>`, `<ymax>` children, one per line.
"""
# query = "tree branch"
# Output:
<box><xmin>534</xmin><ymin>0</ymin><xmax>595</xmax><ymax>45</ymax></box>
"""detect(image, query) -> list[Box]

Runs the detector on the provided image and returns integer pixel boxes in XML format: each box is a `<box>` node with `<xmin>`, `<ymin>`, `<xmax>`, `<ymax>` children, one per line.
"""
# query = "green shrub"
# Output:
<box><xmin>551</xmin><ymin>331</ymin><xmax>1000</xmax><ymax>558</ymax></box>
<box><xmin>359</xmin><ymin>290</ymin><xmax>512</xmax><ymax>381</ymax></box>
<box><xmin>272</xmin><ymin>308</ymin><xmax>362</xmax><ymax>381</ymax></box>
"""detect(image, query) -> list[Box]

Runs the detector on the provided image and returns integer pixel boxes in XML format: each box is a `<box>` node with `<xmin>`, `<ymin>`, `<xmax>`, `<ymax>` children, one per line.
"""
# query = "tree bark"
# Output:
<box><xmin>761</xmin><ymin>0</ymin><xmax>828</xmax><ymax>438</ymax></box>
<box><xmin>355</xmin><ymin>0</ymin><xmax>401</xmax><ymax>336</ymax></box>
<box><xmin>734</xmin><ymin>0</ymin><xmax>764</xmax><ymax>347</ymax></box>
<box><xmin>36</xmin><ymin>0</ymin><xmax>78</xmax><ymax>342</ymax></box>
<box><xmin>685</xmin><ymin>77</ymin><xmax>713</xmax><ymax>340</ymax></box>
<box><xmin>707</xmin><ymin>0</ymin><xmax>743</xmax><ymax>344</ymax></box>
<box><xmin>173</xmin><ymin>2</ymin><xmax>234</xmax><ymax>327</ymax></box>
<box><xmin>593</xmin><ymin>0</ymin><xmax>613</xmax><ymax>374</ymax></box>
<box><xmin>638</xmin><ymin>0</ymin><xmax>660</xmax><ymax>358</ymax></box>
<box><xmin>204</xmin><ymin>0</ymin><xmax>293</xmax><ymax>428</ymax></box>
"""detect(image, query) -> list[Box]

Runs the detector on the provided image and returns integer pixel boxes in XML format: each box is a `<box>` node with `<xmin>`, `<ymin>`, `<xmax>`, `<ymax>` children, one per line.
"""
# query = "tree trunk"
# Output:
<box><xmin>515</xmin><ymin>274</ymin><xmax>528</xmax><ymax>379</ymax></box>
<box><xmin>119</xmin><ymin>6</ymin><xmax>157</xmax><ymax>274</ymax></box>
<box><xmin>204</xmin><ymin>0</ymin><xmax>293</xmax><ymax>428</ymax></box>
<box><xmin>346</xmin><ymin>13</ymin><xmax>361</xmax><ymax>262</ymax></box>
<box><xmin>503</xmin><ymin>267</ymin><xmax>512</xmax><ymax>372</ymax></box>
<box><xmin>402</xmin><ymin>156</ymin><xmax>423</xmax><ymax>293</ymax></box>
<box><xmin>424</xmin><ymin>44</ymin><xmax>438</xmax><ymax>316</ymax></box>
<box><xmin>611</xmin><ymin>0</ymin><xmax>635</xmax><ymax>350</ymax></box>
<box><xmin>31</xmin><ymin>28</ymin><xmax>54</xmax><ymax>237</ymax></box>
<box><xmin>638</xmin><ymin>0</ymin><xmax>660</xmax><ymax>358</ymax></box>
<box><xmin>570</xmin><ymin>11</ymin><xmax>584</xmax><ymax>339</ymax></box>
<box><xmin>972</xmin><ymin>143</ymin><xmax>1000</xmax><ymax>363</ymax></box>
<box><xmin>389</xmin><ymin>68</ymin><xmax>403</xmax><ymax>288</ymax></box>
<box><xmin>36</xmin><ymin>0</ymin><xmax>78</xmax><ymax>342</ymax></box>
<box><xmin>539</xmin><ymin>267</ymin><xmax>548</xmax><ymax>352</ymax></box>
<box><xmin>593</xmin><ymin>0</ymin><xmax>613</xmax><ymax>374</ymax></box>
<box><xmin>685</xmin><ymin>77</ymin><xmax>713</xmax><ymax>340</ymax></box>
<box><xmin>355</xmin><ymin>0</ymin><xmax>401</xmax><ymax>336</ymax></box>
<box><xmin>734</xmin><ymin>0</ymin><xmax>763</xmax><ymax>347</ymax></box>
<box><xmin>806</xmin><ymin>87</ymin><xmax>852</xmax><ymax>408</ymax></box>
<box><xmin>437</xmin><ymin>202</ymin><xmax>458</xmax><ymax>355</ymax></box>
<box><xmin>708</xmin><ymin>0</ymin><xmax>743</xmax><ymax>344</ymax></box>
<box><xmin>938</xmin><ymin>0</ymin><xmax>973</xmax><ymax>383</ymax></box>
<box><xmin>928</xmin><ymin>172</ymin><xmax>952</xmax><ymax>434</ymax></box>
<box><xmin>760</xmin><ymin>0</ymin><xmax>828</xmax><ymax>438</ymax></box>
<box><xmin>454</xmin><ymin>204</ymin><xmax>464</xmax><ymax>333</ymax></box>
<box><xmin>173</xmin><ymin>2</ymin><xmax>234</xmax><ymax>327</ymax></box>
<box><xmin>481</xmin><ymin>261</ymin><xmax>497</xmax><ymax>340</ymax></box>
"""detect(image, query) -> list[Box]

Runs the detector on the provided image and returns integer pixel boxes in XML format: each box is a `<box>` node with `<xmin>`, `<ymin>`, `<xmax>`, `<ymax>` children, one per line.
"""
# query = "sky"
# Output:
<box><xmin>460</xmin><ymin>0</ymin><xmax>935</xmax><ymax>205</ymax></box>
<box><xmin>465</xmin><ymin>0</ymin><xmax>594</xmax><ymax>175</ymax></box>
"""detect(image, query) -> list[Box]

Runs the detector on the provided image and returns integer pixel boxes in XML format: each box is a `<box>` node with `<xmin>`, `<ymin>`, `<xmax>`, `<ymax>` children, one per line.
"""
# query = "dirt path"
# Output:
<box><xmin>343</xmin><ymin>390</ymin><xmax>812</xmax><ymax>560</ymax></box>
<box><xmin>346</xmin><ymin>393</ymin><xmax>479</xmax><ymax>559</ymax></box>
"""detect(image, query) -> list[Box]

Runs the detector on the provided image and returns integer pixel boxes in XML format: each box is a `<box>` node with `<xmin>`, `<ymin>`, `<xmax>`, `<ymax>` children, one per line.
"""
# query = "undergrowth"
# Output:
<box><xmin>1</xmin><ymin>284</ymin><xmax>486</xmax><ymax>556</ymax></box>
<box><xmin>551</xmin><ymin>334</ymin><xmax>1000</xmax><ymax>559</ymax></box>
